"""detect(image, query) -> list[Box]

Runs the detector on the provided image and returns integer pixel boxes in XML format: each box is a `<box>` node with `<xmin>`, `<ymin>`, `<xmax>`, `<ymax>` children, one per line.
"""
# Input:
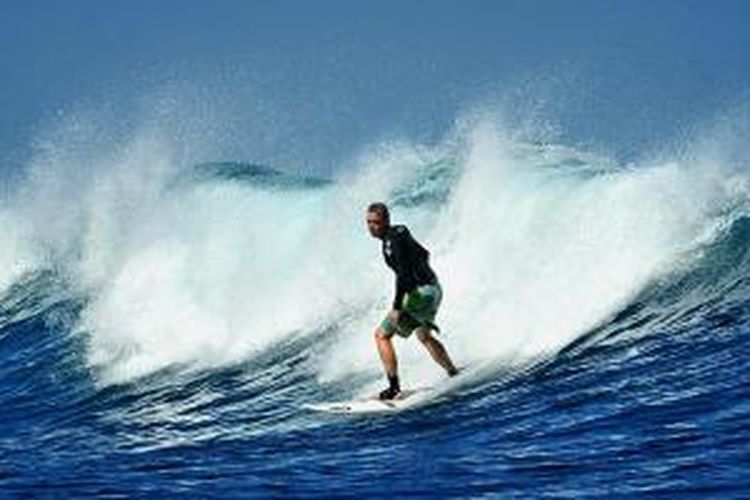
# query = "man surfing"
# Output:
<box><xmin>366</xmin><ymin>202</ymin><xmax>459</xmax><ymax>400</ymax></box>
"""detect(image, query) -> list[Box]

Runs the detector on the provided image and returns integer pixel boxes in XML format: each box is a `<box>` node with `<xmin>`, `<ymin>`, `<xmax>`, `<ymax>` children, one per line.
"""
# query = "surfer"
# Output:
<box><xmin>366</xmin><ymin>202</ymin><xmax>459</xmax><ymax>400</ymax></box>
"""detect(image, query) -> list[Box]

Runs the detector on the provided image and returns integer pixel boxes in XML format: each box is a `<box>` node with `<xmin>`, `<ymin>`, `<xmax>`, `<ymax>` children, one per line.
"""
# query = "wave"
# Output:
<box><xmin>0</xmin><ymin>117</ymin><xmax>748</xmax><ymax>391</ymax></box>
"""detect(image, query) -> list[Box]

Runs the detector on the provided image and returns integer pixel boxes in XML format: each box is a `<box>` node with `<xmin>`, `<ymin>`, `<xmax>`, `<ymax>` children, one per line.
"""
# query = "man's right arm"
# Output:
<box><xmin>390</xmin><ymin>229</ymin><xmax>416</xmax><ymax>310</ymax></box>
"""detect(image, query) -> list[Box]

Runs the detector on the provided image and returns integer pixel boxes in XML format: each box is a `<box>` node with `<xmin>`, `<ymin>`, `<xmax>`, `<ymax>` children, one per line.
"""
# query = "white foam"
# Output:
<box><xmin>0</xmin><ymin>210</ymin><xmax>39</xmax><ymax>293</ymax></box>
<box><xmin>4</xmin><ymin>106</ymin><xmax>747</xmax><ymax>388</ymax></box>
<box><xmin>318</xmin><ymin>121</ymin><xmax>748</xmax><ymax>390</ymax></box>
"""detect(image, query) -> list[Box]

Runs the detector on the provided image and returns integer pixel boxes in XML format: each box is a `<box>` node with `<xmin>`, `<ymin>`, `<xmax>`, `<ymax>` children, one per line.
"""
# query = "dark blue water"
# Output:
<box><xmin>1</xmin><ymin>216</ymin><xmax>749</xmax><ymax>497</ymax></box>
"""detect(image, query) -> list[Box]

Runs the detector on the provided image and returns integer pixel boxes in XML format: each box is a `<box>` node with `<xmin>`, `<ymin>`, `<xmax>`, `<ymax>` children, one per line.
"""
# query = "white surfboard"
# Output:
<box><xmin>304</xmin><ymin>387</ymin><xmax>435</xmax><ymax>414</ymax></box>
<box><xmin>305</xmin><ymin>365</ymin><xmax>480</xmax><ymax>415</ymax></box>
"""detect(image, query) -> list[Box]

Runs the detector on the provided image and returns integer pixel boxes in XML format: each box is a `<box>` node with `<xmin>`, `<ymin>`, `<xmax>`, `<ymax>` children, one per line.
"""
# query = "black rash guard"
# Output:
<box><xmin>381</xmin><ymin>225</ymin><xmax>437</xmax><ymax>310</ymax></box>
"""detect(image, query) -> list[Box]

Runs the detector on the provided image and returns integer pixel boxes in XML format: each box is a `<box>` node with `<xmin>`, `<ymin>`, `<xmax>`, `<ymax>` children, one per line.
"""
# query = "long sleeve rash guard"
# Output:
<box><xmin>381</xmin><ymin>225</ymin><xmax>437</xmax><ymax>310</ymax></box>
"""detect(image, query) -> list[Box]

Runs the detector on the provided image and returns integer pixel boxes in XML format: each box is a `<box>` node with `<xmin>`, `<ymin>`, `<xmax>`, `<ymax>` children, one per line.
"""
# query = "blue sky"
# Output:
<box><xmin>1</xmin><ymin>0</ymin><xmax>748</xmax><ymax>173</ymax></box>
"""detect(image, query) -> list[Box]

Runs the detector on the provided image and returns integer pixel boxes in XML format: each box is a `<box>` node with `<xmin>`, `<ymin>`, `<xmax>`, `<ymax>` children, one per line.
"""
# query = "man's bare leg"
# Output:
<box><xmin>375</xmin><ymin>312</ymin><xmax>401</xmax><ymax>399</ymax></box>
<box><xmin>417</xmin><ymin>328</ymin><xmax>459</xmax><ymax>376</ymax></box>
<box><xmin>375</xmin><ymin>328</ymin><xmax>398</xmax><ymax>377</ymax></box>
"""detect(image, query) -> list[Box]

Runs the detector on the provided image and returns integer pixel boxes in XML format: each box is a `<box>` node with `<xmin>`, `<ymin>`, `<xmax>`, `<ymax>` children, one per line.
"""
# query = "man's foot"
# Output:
<box><xmin>448</xmin><ymin>366</ymin><xmax>460</xmax><ymax>377</ymax></box>
<box><xmin>379</xmin><ymin>386</ymin><xmax>402</xmax><ymax>400</ymax></box>
<box><xmin>379</xmin><ymin>373</ymin><xmax>401</xmax><ymax>400</ymax></box>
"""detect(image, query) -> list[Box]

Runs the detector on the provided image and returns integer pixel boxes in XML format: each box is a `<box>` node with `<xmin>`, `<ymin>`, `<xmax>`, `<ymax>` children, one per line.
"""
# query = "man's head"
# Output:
<box><xmin>366</xmin><ymin>202</ymin><xmax>390</xmax><ymax>239</ymax></box>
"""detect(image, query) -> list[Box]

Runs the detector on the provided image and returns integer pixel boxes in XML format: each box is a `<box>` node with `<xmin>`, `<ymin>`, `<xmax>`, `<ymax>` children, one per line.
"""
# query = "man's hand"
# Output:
<box><xmin>387</xmin><ymin>309</ymin><xmax>401</xmax><ymax>323</ymax></box>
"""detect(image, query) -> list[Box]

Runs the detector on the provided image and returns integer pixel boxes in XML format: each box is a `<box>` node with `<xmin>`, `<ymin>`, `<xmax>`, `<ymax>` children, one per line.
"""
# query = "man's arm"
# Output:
<box><xmin>390</xmin><ymin>228</ymin><xmax>417</xmax><ymax>310</ymax></box>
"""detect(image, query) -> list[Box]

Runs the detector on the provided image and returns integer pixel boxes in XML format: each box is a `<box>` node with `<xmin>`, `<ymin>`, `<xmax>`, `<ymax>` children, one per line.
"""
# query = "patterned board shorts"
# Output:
<box><xmin>380</xmin><ymin>282</ymin><xmax>442</xmax><ymax>339</ymax></box>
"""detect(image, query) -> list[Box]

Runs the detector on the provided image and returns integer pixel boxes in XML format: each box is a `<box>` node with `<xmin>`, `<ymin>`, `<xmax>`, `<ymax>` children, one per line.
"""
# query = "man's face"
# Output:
<box><xmin>366</xmin><ymin>211</ymin><xmax>388</xmax><ymax>239</ymax></box>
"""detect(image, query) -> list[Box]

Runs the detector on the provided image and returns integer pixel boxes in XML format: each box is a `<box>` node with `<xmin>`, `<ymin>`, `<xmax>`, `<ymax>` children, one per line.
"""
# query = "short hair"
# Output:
<box><xmin>367</xmin><ymin>202</ymin><xmax>390</xmax><ymax>222</ymax></box>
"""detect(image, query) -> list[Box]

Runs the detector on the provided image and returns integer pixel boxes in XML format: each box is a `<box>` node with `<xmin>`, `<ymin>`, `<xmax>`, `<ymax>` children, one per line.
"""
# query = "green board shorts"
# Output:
<box><xmin>380</xmin><ymin>282</ymin><xmax>442</xmax><ymax>339</ymax></box>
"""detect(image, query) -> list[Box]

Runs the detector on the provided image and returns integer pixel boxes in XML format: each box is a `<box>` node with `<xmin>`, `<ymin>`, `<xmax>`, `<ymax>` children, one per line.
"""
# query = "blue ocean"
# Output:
<box><xmin>1</xmin><ymin>108</ymin><xmax>749</xmax><ymax>497</ymax></box>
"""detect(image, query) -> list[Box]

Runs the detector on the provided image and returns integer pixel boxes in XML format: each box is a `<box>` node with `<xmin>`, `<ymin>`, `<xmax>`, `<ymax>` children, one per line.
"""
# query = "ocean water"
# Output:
<box><xmin>1</xmin><ymin>119</ymin><xmax>749</xmax><ymax>497</ymax></box>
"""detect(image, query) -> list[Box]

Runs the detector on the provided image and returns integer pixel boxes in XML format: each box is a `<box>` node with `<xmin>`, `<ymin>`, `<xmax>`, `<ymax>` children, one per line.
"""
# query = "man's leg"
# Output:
<box><xmin>375</xmin><ymin>310</ymin><xmax>401</xmax><ymax>399</ymax></box>
<box><xmin>375</xmin><ymin>328</ymin><xmax>398</xmax><ymax>378</ymax></box>
<box><xmin>417</xmin><ymin>328</ymin><xmax>459</xmax><ymax>376</ymax></box>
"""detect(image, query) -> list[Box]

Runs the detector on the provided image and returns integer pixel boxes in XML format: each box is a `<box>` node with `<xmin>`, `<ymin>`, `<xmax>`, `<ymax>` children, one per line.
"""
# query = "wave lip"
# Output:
<box><xmin>189</xmin><ymin>162</ymin><xmax>332</xmax><ymax>189</ymax></box>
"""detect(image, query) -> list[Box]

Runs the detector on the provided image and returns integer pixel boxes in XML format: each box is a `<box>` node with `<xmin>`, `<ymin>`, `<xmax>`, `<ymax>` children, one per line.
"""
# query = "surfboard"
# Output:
<box><xmin>305</xmin><ymin>366</ymin><xmax>478</xmax><ymax>415</ymax></box>
<box><xmin>304</xmin><ymin>387</ymin><xmax>435</xmax><ymax>414</ymax></box>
